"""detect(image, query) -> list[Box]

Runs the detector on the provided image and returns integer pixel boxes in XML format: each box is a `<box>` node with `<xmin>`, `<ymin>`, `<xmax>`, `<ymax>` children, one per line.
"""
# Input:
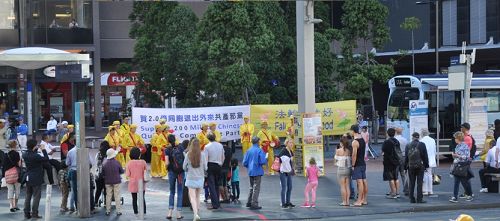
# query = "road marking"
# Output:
<box><xmin>224</xmin><ymin>207</ymin><xmax>269</xmax><ymax>220</ymax></box>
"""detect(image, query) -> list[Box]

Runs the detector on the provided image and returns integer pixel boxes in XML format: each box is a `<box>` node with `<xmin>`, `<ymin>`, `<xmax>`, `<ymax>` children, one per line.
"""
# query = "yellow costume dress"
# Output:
<box><xmin>212</xmin><ymin>130</ymin><xmax>222</xmax><ymax>142</ymax></box>
<box><xmin>105</xmin><ymin>132</ymin><xmax>125</xmax><ymax>167</ymax></box>
<box><xmin>122</xmin><ymin>131</ymin><xmax>145</xmax><ymax>163</ymax></box>
<box><xmin>257</xmin><ymin>129</ymin><xmax>279</xmax><ymax>174</ymax></box>
<box><xmin>239</xmin><ymin>123</ymin><xmax>254</xmax><ymax>154</ymax></box>
<box><xmin>196</xmin><ymin>131</ymin><xmax>210</xmax><ymax>150</ymax></box>
<box><xmin>60</xmin><ymin>125</ymin><xmax>74</xmax><ymax>144</ymax></box>
<box><xmin>150</xmin><ymin>131</ymin><xmax>167</xmax><ymax>177</ymax></box>
<box><xmin>120</xmin><ymin>123</ymin><xmax>131</xmax><ymax>136</ymax></box>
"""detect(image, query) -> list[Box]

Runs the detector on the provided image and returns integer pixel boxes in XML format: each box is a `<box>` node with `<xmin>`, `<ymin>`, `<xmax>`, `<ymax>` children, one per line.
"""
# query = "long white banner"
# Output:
<box><xmin>132</xmin><ymin>105</ymin><xmax>250</xmax><ymax>143</ymax></box>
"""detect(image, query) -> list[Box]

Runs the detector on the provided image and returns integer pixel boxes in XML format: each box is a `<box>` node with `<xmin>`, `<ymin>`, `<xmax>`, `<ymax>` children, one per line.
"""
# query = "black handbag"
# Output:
<box><xmin>451</xmin><ymin>162</ymin><xmax>470</xmax><ymax>177</ymax></box>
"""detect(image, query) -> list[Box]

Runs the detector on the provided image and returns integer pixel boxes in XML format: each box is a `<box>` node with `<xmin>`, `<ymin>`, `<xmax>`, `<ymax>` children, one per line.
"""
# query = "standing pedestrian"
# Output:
<box><xmin>65</xmin><ymin>141</ymin><xmax>92</xmax><ymax>211</ymax></box>
<box><xmin>94</xmin><ymin>141</ymin><xmax>110</xmax><ymax>207</ymax></box>
<box><xmin>361</xmin><ymin>126</ymin><xmax>370</xmax><ymax>161</ymax></box>
<box><xmin>58</xmin><ymin>162</ymin><xmax>69</xmax><ymax>212</ymax></box>
<box><xmin>243</xmin><ymin>136</ymin><xmax>267</xmax><ymax>210</ymax></box>
<box><xmin>39</xmin><ymin>133</ymin><xmax>59</xmax><ymax>185</ymax></box>
<box><xmin>23</xmin><ymin>139</ymin><xmax>49</xmax><ymax>219</ymax></box>
<box><xmin>0</xmin><ymin>119</ymin><xmax>7</xmax><ymax>149</ymax></box>
<box><xmin>449</xmin><ymin>132</ymin><xmax>474</xmax><ymax>203</ymax></box>
<box><xmin>350</xmin><ymin>125</ymin><xmax>368</xmax><ymax>207</ymax></box>
<box><xmin>183</xmin><ymin>138</ymin><xmax>207</xmax><ymax>221</ymax></box>
<box><xmin>494</xmin><ymin>119</ymin><xmax>500</xmax><ymax>141</ymax></box>
<box><xmin>382</xmin><ymin>128</ymin><xmax>401</xmax><ymax>199</ymax></box>
<box><xmin>335</xmin><ymin>135</ymin><xmax>352</xmax><ymax>206</ymax></box>
<box><xmin>17</xmin><ymin>117</ymin><xmax>28</xmax><ymax>149</ymax></box>
<box><xmin>405</xmin><ymin>132</ymin><xmax>429</xmax><ymax>203</ymax></box>
<box><xmin>395</xmin><ymin>127</ymin><xmax>409</xmax><ymax>195</ymax></box>
<box><xmin>220</xmin><ymin>141</ymin><xmax>232</xmax><ymax>203</ymax></box>
<box><xmin>3</xmin><ymin>140</ymin><xmax>22</xmax><ymax>212</ymax></box>
<box><xmin>239</xmin><ymin>116</ymin><xmax>254</xmax><ymax>155</ymax></box>
<box><xmin>103</xmin><ymin>148</ymin><xmax>124</xmax><ymax>216</ymax></box>
<box><xmin>165</xmin><ymin>134</ymin><xmax>185</xmax><ymax>219</ymax></box>
<box><xmin>126</xmin><ymin>147</ymin><xmax>147</xmax><ymax>216</ymax></box>
<box><xmin>302</xmin><ymin>157</ymin><xmax>320</xmax><ymax>208</ymax></box>
<box><xmin>204</xmin><ymin>132</ymin><xmax>224</xmax><ymax>210</ymax></box>
<box><xmin>278</xmin><ymin>139</ymin><xmax>295</xmax><ymax>209</ymax></box>
<box><xmin>421</xmin><ymin>129</ymin><xmax>437</xmax><ymax>195</ymax></box>
<box><xmin>230</xmin><ymin>158</ymin><xmax>240</xmax><ymax>203</ymax></box>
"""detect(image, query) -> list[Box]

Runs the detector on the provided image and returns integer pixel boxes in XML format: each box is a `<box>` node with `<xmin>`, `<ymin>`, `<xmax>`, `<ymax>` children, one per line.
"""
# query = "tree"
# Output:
<box><xmin>130</xmin><ymin>2</ymin><xmax>199</xmax><ymax>107</ymax></box>
<box><xmin>401</xmin><ymin>17</ymin><xmax>421</xmax><ymax>75</ymax></box>
<box><xmin>197</xmin><ymin>2</ymin><xmax>292</xmax><ymax>105</ymax></box>
<box><xmin>335</xmin><ymin>0</ymin><xmax>394</xmax><ymax>109</ymax></box>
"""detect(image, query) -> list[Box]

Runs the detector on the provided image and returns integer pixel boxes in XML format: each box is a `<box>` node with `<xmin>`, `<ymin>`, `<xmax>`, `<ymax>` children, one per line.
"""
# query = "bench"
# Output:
<box><xmin>485</xmin><ymin>173</ymin><xmax>500</xmax><ymax>181</ymax></box>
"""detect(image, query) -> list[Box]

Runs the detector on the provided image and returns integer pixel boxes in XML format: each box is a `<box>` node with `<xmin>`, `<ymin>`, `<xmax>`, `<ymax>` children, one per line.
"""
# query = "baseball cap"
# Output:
<box><xmin>412</xmin><ymin>132</ymin><xmax>420</xmax><ymax>139</ymax></box>
<box><xmin>461</xmin><ymin>123</ymin><xmax>471</xmax><ymax>130</ymax></box>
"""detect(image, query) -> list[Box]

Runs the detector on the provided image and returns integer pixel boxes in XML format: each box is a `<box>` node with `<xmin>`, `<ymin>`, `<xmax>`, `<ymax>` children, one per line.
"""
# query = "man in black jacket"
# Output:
<box><xmin>23</xmin><ymin>139</ymin><xmax>49</xmax><ymax>219</ymax></box>
<box><xmin>404</xmin><ymin>132</ymin><xmax>429</xmax><ymax>204</ymax></box>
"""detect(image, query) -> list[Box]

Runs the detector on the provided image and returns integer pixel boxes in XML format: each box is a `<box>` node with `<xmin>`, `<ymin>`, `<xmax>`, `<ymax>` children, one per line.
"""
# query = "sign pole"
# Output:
<box><xmin>75</xmin><ymin>102</ymin><xmax>91</xmax><ymax>218</ymax></box>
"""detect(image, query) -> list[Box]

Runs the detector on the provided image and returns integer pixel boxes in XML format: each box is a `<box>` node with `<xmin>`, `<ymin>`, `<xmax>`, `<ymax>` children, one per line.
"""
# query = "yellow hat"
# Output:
<box><xmin>209</xmin><ymin>122</ymin><xmax>217</xmax><ymax>127</ymax></box>
<box><xmin>244</xmin><ymin>116</ymin><xmax>249</xmax><ymax>119</ymax></box>
<box><xmin>113</xmin><ymin>121</ymin><xmax>120</xmax><ymax>125</ymax></box>
<box><xmin>155</xmin><ymin>124</ymin><xmax>162</xmax><ymax>130</ymax></box>
<box><xmin>454</xmin><ymin>214</ymin><xmax>474</xmax><ymax>221</ymax></box>
<box><xmin>202</xmin><ymin>122</ymin><xmax>209</xmax><ymax>128</ymax></box>
<box><xmin>67</xmin><ymin>124</ymin><xmax>74</xmax><ymax>129</ymax></box>
<box><xmin>160</xmin><ymin>125</ymin><xmax>168</xmax><ymax>131</ymax></box>
<box><xmin>108</xmin><ymin>125</ymin><xmax>115</xmax><ymax>131</ymax></box>
<box><xmin>130</xmin><ymin>124</ymin><xmax>138</xmax><ymax>129</ymax></box>
<box><xmin>289</xmin><ymin>115</ymin><xmax>294</xmax><ymax>119</ymax></box>
<box><xmin>261</xmin><ymin>120</ymin><xmax>268</xmax><ymax>125</ymax></box>
<box><xmin>159</xmin><ymin>118</ymin><xmax>167</xmax><ymax>124</ymax></box>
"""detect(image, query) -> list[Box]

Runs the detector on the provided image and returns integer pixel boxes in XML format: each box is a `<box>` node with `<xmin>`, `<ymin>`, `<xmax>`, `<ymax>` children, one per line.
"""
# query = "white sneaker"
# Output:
<box><xmin>480</xmin><ymin>188</ymin><xmax>488</xmax><ymax>193</ymax></box>
<box><xmin>193</xmin><ymin>214</ymin><xmax>201</xmax><ymax>221</ymax></box>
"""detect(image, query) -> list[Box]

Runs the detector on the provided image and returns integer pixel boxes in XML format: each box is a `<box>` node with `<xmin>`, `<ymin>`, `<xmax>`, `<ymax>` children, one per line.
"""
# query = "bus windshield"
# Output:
<box><xmin>388</xmin><ymin>88</ymin><xmax>420</xmax><ymax>121</ymax></box>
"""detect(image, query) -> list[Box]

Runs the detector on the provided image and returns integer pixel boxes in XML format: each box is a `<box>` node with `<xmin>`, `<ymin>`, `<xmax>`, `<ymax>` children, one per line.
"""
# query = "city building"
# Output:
<box><xmin>0</xmin><ymin>1</ymin><xmax>208</xmax><ymax>132</ymax></box>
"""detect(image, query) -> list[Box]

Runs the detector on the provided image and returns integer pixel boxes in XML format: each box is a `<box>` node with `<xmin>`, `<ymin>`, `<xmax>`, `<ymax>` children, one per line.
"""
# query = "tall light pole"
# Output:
<box><xmin>416</xmin><ymin>0</ymin><xmax>440</xmax><ymax>74</ymax></box>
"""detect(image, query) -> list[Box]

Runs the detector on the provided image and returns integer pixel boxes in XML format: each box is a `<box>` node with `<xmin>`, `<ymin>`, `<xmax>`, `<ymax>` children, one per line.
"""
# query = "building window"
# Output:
<box><xmin>28</xmin><ymin>0</ymin><xmax>93</xmax><ymax>45</ymax></box>
<box><xmin>442</xmin><ymin>0</ymin><xmax>458</xmax><ymax>46</ymax></box>
<box><xmin>0</xmin><ymin>0</ymin><xmax>19</xmax><ymax>46</ymax></box>
<box><xmin>470</xmin><ymin>0</ymin><xmax>487</xmax><ymax>43</ymax></box>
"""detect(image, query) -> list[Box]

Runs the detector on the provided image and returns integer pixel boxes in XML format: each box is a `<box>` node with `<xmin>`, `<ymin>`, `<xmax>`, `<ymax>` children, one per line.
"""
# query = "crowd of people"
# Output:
<box><xmin>1</xmin><ymin>112</ymin><xmax>497</xmax><ymax>221</ymax></box>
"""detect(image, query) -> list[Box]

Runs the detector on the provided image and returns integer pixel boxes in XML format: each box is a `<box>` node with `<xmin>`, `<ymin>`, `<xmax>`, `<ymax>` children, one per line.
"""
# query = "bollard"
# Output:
<box><xmin>44</xmin><ymin>185</ymin><xmax>52</xmax><ymax>221</ymax></box>
<box><xmin>138</xmin><ymin>178</ymin><xmax>144</xmax><ymax>220</ymax></box>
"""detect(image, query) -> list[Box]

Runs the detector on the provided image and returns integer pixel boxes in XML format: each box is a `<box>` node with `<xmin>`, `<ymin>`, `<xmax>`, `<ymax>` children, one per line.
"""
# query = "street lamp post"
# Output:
<box><xmin>416</xmin><ymin>0</ymin><xmax>440</xmax><ymax>74</ymax></box>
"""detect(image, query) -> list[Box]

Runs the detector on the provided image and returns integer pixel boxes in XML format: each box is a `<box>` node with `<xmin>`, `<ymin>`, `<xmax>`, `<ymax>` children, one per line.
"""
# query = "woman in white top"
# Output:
<box><xmin>183</xmin><ymin>138</ymin><xmax>207</xmax><ymax>221</ymax></box>
<box><xmin>278</xmin><ymin>139</ymin><xmax>295</xmax><ymax>208</ymax></box>
<box><xmin>335</xmin><ymin>135</ymin><xmax>352</xmax><ymax>206</ymax></box>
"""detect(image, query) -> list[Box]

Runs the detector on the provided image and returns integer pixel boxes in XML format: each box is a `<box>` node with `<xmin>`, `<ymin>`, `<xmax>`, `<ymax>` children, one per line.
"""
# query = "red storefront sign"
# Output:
<box><xmin>105</xmin><ymin>72</ymin><xmax>138</xmax><ymax>86</ymax></box>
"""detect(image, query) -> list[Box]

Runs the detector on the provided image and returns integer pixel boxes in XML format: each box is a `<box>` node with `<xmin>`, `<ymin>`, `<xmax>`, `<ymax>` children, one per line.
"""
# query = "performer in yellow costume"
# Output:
<box><xmin>239</xmin><ymin>116</ymin><xmax>254</xmax><ymax>154</ymax></box>
<box><xmin>159</xmin><ymin>118</ymin><xmax>167</xmax><ymax>126</ymax></box>
<box><xmin>121</xmin><ymin>124</ymin><xmax>145</xmax><ymax>163</ymax></box>
<box><xmin>120</xmin><ymin>116</ymin><xmax>131</xmax><ymax>135</ymax></box>
<box><xmin>150</xmin><ymin>124</ymin><xmax>167</xmax><ymax>177</ymax></box>
<box><xmin>209</xmin><ymin>122</ymin><xmax>222</xmax><ymax>142</ymax></box>
<box><xmin>196</xmin><ymin>123</ymin><xmax>210</xmax><ymax>150</ymax></box>
<box><xmin>105</xmin><ymin>125</ymin><xmax>125</xmax><ymax>167</ymax></box>
<box><xmin>159</xmin><ymin>125</ymin><xmax>171</xmax><ymax>179</ymax></box>
<box><xmin>285</xmin><ymin>115</ymin><xmax>295</xmax><ymax>152</ymax></box>
<box><xmin>257</xmin><ymin>120</ymin><xmax>279</xmax><ymax>175</ymax></box>
<box><xmin>60</xmin><ymin>124</ymin><xmax>74</xmax><ymax>144</ymax></box>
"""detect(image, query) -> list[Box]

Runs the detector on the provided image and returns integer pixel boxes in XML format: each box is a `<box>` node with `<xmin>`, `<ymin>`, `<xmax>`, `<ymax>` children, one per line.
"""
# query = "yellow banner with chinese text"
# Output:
<box><xmin>250</xmin><ymin>100</ymin><xmax>356</xmax><ymax>137</ymax></box>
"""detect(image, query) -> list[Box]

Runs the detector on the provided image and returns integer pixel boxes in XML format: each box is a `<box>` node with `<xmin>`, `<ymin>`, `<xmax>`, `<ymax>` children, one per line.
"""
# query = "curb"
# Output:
<box><xmin>400</xmin><ymin>202</ymin><xmax>500</xmax><ymax>213</ymax></box>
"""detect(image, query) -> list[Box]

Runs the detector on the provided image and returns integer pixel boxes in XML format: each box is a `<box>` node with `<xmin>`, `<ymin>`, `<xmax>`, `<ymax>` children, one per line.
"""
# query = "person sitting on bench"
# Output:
<box><xmin>479</xmin><ymin>138</ymin><xmax>500</xmax><ymax>193</ymax></box>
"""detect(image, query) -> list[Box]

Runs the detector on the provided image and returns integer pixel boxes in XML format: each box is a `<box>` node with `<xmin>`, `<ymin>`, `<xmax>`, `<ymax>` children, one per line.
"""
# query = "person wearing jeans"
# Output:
<box><xmin>165</xmin><ymin>134</ymin><xmax>185</xmax><ymax>219</ymax></box>
<box><xmin>279</xmin><ymin>139</ymin><xmax>295</xmax><ymax>208</ymax></box>
<box><xmin>65</xmin><ymin>144</ymin><xmax>91</xmax><ymax>211</ymax></box>
<box><xmin>243</xmin><ymin>137</ymin><xmax>267</xmax><ymax>210</ymax></box>
<box><xmin>450</xmin><ymin>132</ymin><xmax>473</xmax><ymax>203</ymax></box>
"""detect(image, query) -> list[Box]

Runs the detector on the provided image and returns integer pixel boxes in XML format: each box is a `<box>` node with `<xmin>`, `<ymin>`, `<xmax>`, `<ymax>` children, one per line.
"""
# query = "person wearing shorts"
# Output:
<box><xmin>183</xmin><ymin>138</ymin><xmax>207</xmax><ymax>221</ymax></box>
<box><xmin>350</xmin><ymin>125</ymin><xmax>367</xmax><ymax>207</ymax></box>
<box><xmin>382</xmin><ymin>128</ymin><xmax>401</xmax><ymax>199</ymax></box>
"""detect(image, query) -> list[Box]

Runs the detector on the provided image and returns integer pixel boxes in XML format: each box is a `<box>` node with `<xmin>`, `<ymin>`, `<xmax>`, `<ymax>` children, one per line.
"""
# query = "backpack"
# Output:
<box><xmin>388</xmin><ymin>138</ymin><xmax>400</xmax><ymax>166</ymax></box>
<box><xmin>171</xmin><ymin>146</ymin><xmax>185</xmax><ymax>174</ymax></box>
<box><xmin>408</xmin><ymin>142</ymin><xmax>424</xmax><ymax>169</ymax></box>
<box><xmin>470</xmin><ymin>135</ymin><xmax>477</xmax><ymax>159</ymax></box>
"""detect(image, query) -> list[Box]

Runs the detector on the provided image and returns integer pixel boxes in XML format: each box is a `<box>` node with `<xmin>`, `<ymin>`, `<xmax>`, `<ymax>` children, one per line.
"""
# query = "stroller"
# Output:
<box><xmin>97</xmin><ymin>193</ymin><xmax>124</xmax><ymax>207</ymax></box>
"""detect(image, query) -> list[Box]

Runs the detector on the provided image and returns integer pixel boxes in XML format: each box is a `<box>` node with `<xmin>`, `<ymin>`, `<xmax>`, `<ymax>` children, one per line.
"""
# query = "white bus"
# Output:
<box><xmin>387</xmin><ymin>74</ymin><xmax>500</xmax><ymax>155</ymax></box>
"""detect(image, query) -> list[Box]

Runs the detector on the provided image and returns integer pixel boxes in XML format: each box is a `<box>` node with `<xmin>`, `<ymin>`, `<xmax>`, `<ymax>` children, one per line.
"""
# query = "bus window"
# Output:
<box><xmin>388</xmin><ymin>88</ymin><xmax>420</xmax><ymax>121</ymax></box>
